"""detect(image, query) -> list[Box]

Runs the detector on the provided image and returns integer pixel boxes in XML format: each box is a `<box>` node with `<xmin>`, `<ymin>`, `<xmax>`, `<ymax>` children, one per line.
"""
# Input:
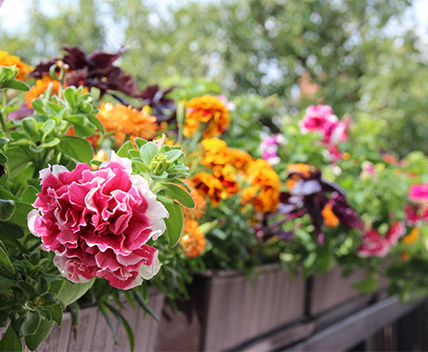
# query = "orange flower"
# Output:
<box><xmin>25</xmin><ymin>77</ymin><xmax>61</xmax><ymax>108</ymax></box>
<box><xmin>403</xmin><ymin>227</ymin><xmax>419</xmax><ymax>244</ymax></box>
<box><xmin>213</xmin><ymin>165</ymin><xmax>240</xmax><ymax>196</ymax></box>
<box><xmin>286</xmin><ymin>163</ymin><xmax>314</xmax><ymax>190</ymax></box>
<box><xmin>191</xmin><ymin>172</ymin><xmax>225</xmax><ymax>206</ymax></box>
<box><xmin>241</xmin><ymin>159</ymin><xmax>281</xmax><ymax>214</ymax></box>
<box><xmin>97</xmin><ymin>102</ymin><xmax>158</xmax><ymax>146</ymax></box>
<box><xmin>200</xmin><ymin>138</ymin><xmax>230</xmax><ymax>167</ymax></box>
<box><xmin>180</xmin><ymin>219</ymin><xmax>206</xmax><ymax>258</ymax></box>
<box><xmin>184</xmin><ymin>95</ymin><xmax>230</xmax><ymax>138</ymax></box>
<box><xmin>0</xmin><ymin>50</ymin><xmax>33</xmax><ymax>80</ymax></box>
<box><xmin>322</xmin><ymin>203</ymin><xmax>340</xmax><ymax>228</ymax></box>
<box><xmin>228</xmin><ymin>148</ymin><xmax>255</xmax><ymax>173</ymax></box>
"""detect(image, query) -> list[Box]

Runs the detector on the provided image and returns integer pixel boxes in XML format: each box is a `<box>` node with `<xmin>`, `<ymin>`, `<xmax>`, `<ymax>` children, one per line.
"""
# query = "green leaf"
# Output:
<box><xmin>163</xmin><ymin>202</ymin><xmax>184</xmax><ymax>247</ymax></box>
<box><xmin>0</xmin><ymin>200</ymin><xmax>15</xmax><ymax>221</ymax></box>
<box><xmin>0</xmin><ymin>245</ymin><xmax>14</xmax><ymax>274</ymax></box>
<box><xmin>131</xmin><ymin>291</ymin><xmax>159</xmax><ymax>323</ymax></box>
<box><xmin>3</xmin><ymin>80</ymin><xmax>30</xmax><ymax>92</ymax></box>
<box><xmin>352</xmin><ymin>275</ymin><xmax>378</xmax><ymax>294</ymax></box>
<box><xmin>63</xmin><ymin>87</ymin><xmax>76</xmax><ymax>107</ymax></box>
<box><xmin>164</xmin><ymin>150</ymin><xmax>183</xmax><ymax>163</ymax></box>
<box><xmin>164</xmin><ymin>184</ymin><xmax>195</xmax><ymax>209</ymax></box>
<box><xmin>21</xmin><ymin>186</ymin><xmax>38</xmax><ymax>204</ymax></box>
<box><xmin>59</xmin><ymin>136</ymin><xmax>93</xmax><ymax>163</ymax></box>
<box><xmin>41</xmin><ymin>138</ymin><xmax>60</xmax><ymax>148</ymax></box>
<box><xmin>0</xmin><ymin>220</ymin><xmax>25</xmax><ymax>238</ymax></box>
<box><xmin>98</xmin><ymin>302</ymin><xmax>118</xmax><ymax>344</ymax></box>
<box><xmin>0</xmin><ymin>138</ymin><xmax>8</xmax><ymax>149</ymax></box>
<box><xmin>0</xmin><ymin>66</ymin><xmax>17</xmax><ymax>83</ymax></box>
<box><xmin>86</xmin><ymin>114</ymin><xmax>105</xmax><ymax>134</ymax></box>
<box><xmin>30</xmin><ymin>99</ymin><xmax>45</xmax><ymax>114</ymax></box>
<box><xmin>41</xmin><ymin>120</ymin><xmax>55</xmax><ymax>140</ymax></box>
<box><xmin>0</xmin><ymin>152</ymin><xmax>8</xmax><ymax>164</ymax></box>
<box><xmin>90</xmin><ymin>159</ymin><xmax>102</xmax><ymax>167</ymax></box>
<box><xmin>139</xmin><ymin>142</ymin><xmax>159</xmax><ymax>165</ymax></box>
<box><xmin>104</xmin><ymin>303</ymin><xmax>135</xmax><ymax>352</ymax></box>
<box><xmin>133</xmin><ymin>138</ymin><xmax>147</xmax><ymax>149</ymax></box>
<box><xmin>56</xmin><ymin>279</ymin><xmax>95</xmax><ymax>307</ymax></box>
<box><xmin>24</xmin><ymin>319</ymin><xmax>54</xmax><ymax>351</ymax></box>
<box><xmin>65</xmin><ymin>115</ymin><xmax>96</xmax><ymax>137</ymax></box>
<box><xmin>29</xmin><ymin>145</ymin><xmax>44</xmax><ymax>153</ymax></box>
<box><xmin>117</xmin><ymin>141</ymin><xmax>134</xmax><ymax>158</ymax></box>
<box><xmin>21</xmin><ymin>118</ymin><xmax>39</xmax><ymax>143</ymax></box>
<box><xmin>7</xmin><ymin>201</ymin><xmax>33</xmax><ymax>228</ymax></box>
<box><xmin>15</xmin><ymin>310</ymin><xmax>41</xmax><ymax>336</ymax></box>
<box><xmin>48</xmin><ymin>303</ymin><xmax>63</xmax><ymax>327</ymax></box>
<box><xmin>69</xmin><ymin>302</ymin><xmax>80</xmax><ymax>330</ymax></box>
<box><xmin>0</xmin><ymin>324</ymin><xmax>22</xmax><ymax>352</ymax></box>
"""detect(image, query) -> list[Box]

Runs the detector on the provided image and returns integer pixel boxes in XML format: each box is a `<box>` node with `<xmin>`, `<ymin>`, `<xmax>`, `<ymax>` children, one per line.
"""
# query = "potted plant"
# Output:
<box><xmin>0</xmin><ymin>49</ymin><xmax>195</xmax><ymax>352</ymax></box>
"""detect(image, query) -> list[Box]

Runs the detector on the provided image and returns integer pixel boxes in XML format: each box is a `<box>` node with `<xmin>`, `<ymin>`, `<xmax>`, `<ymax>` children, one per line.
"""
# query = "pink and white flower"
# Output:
<box><xmin>28</xmin><ymin>152</ymin><xmax>168</xmax><ymax>290</ymax></box>
<box><xmin>357</xmin><ymin>221</ymin><xmax>405</xmax><ymax>258</ymax></box>
<box><xmin>260</xmin><ymin>134</ymin><xmax>285</xmax><ymax>166</ymax></box>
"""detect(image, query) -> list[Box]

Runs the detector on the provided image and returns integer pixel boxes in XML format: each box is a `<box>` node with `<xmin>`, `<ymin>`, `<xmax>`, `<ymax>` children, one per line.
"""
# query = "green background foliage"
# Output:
<box><xmin>1</xmin><ymin>0</ymin><xmax>425</xmax><ymax>157</ymax></box>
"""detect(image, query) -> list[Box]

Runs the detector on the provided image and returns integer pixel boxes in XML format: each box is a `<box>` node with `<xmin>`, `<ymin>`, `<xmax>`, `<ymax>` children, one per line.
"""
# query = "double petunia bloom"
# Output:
<box><xmin>28</xmin><ymin>153</ymin><xmax>168</xmax><ymax>290</ymax></box>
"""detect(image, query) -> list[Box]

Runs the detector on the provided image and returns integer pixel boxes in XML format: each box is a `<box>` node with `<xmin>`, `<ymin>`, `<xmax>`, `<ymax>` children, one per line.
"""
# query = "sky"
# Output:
<box><xmin>0</xmin><ymin>0</ymin><xmax>427</xmax><ymax>45</ymax></box>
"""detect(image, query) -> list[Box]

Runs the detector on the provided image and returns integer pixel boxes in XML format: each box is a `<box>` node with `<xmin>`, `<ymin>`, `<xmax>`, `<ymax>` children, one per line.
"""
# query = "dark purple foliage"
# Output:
<box><xmin>137</xmin><ymin>84</ymin><xmax>177</xmax><ymax>122</ymax></box>
<box><xmin>30</xmin><ymin>47</ymin><xmax>138</xmax><ymax>97</ymax></box>
<box><xmin>257</xmin><ymin>167</ymin><xmax>362</xmax><ymax>245</ymax></box>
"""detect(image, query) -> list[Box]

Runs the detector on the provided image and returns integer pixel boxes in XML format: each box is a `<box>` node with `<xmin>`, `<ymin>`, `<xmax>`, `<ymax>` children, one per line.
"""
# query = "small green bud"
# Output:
<box><xmin>150</xmin><ymin>154</ymin><xmax>171</xmax><ymax>175</ymax></box>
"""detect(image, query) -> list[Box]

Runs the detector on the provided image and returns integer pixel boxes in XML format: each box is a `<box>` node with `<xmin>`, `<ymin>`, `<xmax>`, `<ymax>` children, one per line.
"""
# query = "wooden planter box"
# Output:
<box><xmin>1</xmin><ymin>288</ymin><xmax>164</xmax><ymax>352</ymax></box>
<box><xmin>307</xmin><ymin>267</ymin><xmax>369</xmax><ymax>317</ymax></box>
<box><xmin>155</xmin><ymin>264</ymin><xmax>306</xmax><ymax>351</ymax></box>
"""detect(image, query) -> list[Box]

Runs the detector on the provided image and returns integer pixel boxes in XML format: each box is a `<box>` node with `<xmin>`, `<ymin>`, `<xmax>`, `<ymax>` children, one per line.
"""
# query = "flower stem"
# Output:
<box><xmin>0</xmin><ymin>89</ymin><xmax>7</xmax><ymax>131</ymax></box>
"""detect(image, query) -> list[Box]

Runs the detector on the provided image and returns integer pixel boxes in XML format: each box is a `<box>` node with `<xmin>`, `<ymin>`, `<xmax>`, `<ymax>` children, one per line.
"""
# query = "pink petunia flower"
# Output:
<box><xmin>357</xmin><ymin>221</ymin><xmax>405</xmax><ymax>258</ymax></box>
<box><xmin>28</xmin><ymin>152</ymin><xmax>168</xmax><ymax>290</ymax></box>
<box><xmin>300</xmin><ymin>105</ymin><xmax>349</xmax><ymax>162</ymax></box>
<box><xmin>357</xmin><ymin>229</ymin><xmax>390</xmax><ymax>258</ymax></box>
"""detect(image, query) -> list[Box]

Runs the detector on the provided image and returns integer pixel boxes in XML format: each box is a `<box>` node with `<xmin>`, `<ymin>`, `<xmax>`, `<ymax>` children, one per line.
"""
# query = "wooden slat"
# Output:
<box><xmin>284</xmin><ymin>296</ymin><xmax>425</xmax><ymax>352</ymax></box>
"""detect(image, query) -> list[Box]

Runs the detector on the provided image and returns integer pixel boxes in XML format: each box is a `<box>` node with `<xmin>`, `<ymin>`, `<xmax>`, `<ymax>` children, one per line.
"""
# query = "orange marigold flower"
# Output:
<box><xmin>342</xmin><ymin>152</ymin><xmax>351</xmax><ymax>160</ymax></box>
<box><xmin>213</xmin><ymin>165</ymin><xmax>240</xmax><ymax>196</ymax></box>
<box><xmin>322</xmin><ymin>203</ymin><xmax>340</xmax><ymax>228</ymax></box>
<box><xmin>241</xmin><ymin>159</ymin><xmax>281</xmax><ymax>213</ymax></box>
<box><xmin>97</xmin><ymin>102</ymin><xmax>158</xmax><ymax>146</ymax></box>
<box><xmin>200</xmin><ymin>138</ymin><xmax>230</xmax><ymax>167</ymax></box>
<box><xmin>191</xmin><ymin>172</ymin><xmax>225</xmax><ymax>206</ymax></box>
<box><xmin>25</xmin><ymin>77</ymin><xmax>61</xmax><ymax>108</ymax></box>
<box><xmin>184</xmin><ymin>95</ymin><xmax>230</xmax><ymax>138</ymax></box>
<box><xmin>403</xmin><ymin>227</ymin><xmax>419</xmax><ymax>244</ymax></box>
<box><xmin>180</xmin><ymin>219</ymin><xmax>207</xmax><ymax>258</ymax></box>
<box><xmin>228</xmin><ymin>148</ymin><xmax>255</xmax><ymax>172</ymax></box>
<box><xmin>286</xmin><ymin>163</ymin><xmax>314</xmax><ymax>190</ymax></box>
<box><xmin>0</xmin><ymin>50</ymin><xmax>33</xmax><ymax>80</ymax></box>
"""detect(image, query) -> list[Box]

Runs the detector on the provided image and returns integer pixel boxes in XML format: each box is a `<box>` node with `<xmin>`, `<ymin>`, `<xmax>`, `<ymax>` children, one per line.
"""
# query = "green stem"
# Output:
<box><xmin>151</xmin><ymin>182</ymin><xmax>163</xmax><ymax>193</ymax></box>
<box><xmin>0</xmin><ymin>89</ymin><xmax>7</xmax><ymax>131</ymax></box>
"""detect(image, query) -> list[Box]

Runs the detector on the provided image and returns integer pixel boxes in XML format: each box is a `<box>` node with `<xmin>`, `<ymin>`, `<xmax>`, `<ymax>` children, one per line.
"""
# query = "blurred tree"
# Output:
<box><xmin>1</xmin><ymin>0</ymin><xmax>426</xmax><ymax>156</ymax></box>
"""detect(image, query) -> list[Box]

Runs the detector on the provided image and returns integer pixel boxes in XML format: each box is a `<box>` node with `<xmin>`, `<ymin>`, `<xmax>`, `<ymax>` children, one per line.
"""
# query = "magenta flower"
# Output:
<box><xmin>300</xmin><ymin>105</ymin><xmax>350</xmax><ymax>162</ymax></box>
<box><xmin>357</xmin><ymin>221</ymin><xmax>405</xmax><ymax>258</ymax></box>
<box><xmin>28</xmin><ymin>153</ymin><xmax>168</xmax><ymax>290</ymax></box>
<box><xmin>300</xmin><ymin>105</ymin><xmax>335</xmax><ymax>133</ymax></box>
<box><xmin>357</xmin><ymin>229</ymin><xmax>390</xmax><ymax>258</ymax></box>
